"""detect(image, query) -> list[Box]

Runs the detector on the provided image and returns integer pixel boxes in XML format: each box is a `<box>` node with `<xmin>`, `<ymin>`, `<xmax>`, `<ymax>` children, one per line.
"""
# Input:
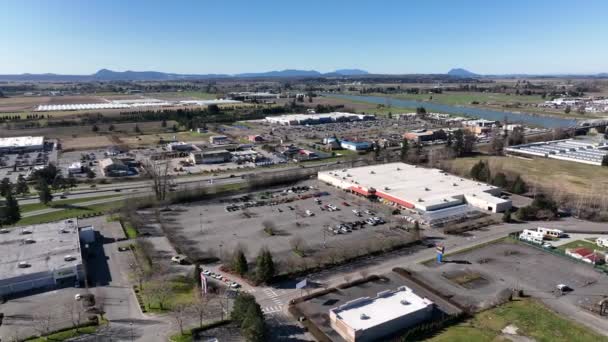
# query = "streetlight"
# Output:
<box><xmin>199</xmin><ymin>210</ymin><xmax>203</xmax><ymax>234</ymax></box>
<box><xmin>129</xmin><ymin>322</ymin><xmax>134</xmax><ymax>341</ymax></box>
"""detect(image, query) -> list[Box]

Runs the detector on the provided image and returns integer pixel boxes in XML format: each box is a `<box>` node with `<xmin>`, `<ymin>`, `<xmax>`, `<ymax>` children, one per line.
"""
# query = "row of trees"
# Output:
<box><xmin>470</xmin><ymin>161</ymin><xmax>527</xmax><ymax>194</ymax></box>
<box><xmin>231</xmin><ymin>247</ymin><xmax>276</xmax><ymax>284</ymax></box>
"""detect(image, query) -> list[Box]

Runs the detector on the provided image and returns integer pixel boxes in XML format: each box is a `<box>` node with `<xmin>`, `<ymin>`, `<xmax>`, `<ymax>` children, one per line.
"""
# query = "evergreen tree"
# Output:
<box><xmin>492</xmin><ymin>172</ymin><xmax>508</xmax><ymax>188</ymax></box>
<box><xmin>3</xmin><ymin>191</ymin><xmax>21</xmax><ymax>224</ymax></box>
<box><xmin>231</xmin><ymin>293</ymin><xmax>259</xmax><ymax>324</ymax></box>
<box><xmin>510</xmin><ymin>175</ymin><xmax>527</xmax><ymax>194</ymax></box>
<box><xmin>241</xmin><ymin>305</ymin><xmax>266</xmax><ymax>342</ymax></box>
<box><xmin>38</xmin><ymin>179</ymin><xmax>53</xmax><ymax>205</ymax></box>
<box><xmin>92</xmin><ymin>124</ymin><xmax>99</xmax><ymax>132</ymax></box>
<box><xmin>232</xmin><ymin>249</ymin><xmax>249</xmax><ymax>276</ymax></box>
<box><xmin>400</xmin><ymin>138</ymin><xmax>409</xmax><ymax>162</ymax></box>
<box><xmin>108</xmin><ymin>124</ymin><xmax>115</xmax><ymax>131</ymax></box>
<box><xmin>134</xmin><ymin>124</ymin><xmax>141</xmax><ymax>133</ymax></box>
<box><xmin>602</xmin><ymin>155</ymin><xmax>608</xmax><ymax>167</ymax></box>
<box><xmin>0</xmin><ymin>177</ymin><xmax>12</xmax><ymax>197</ymax></box>
<box><xmin>86</xmin><ymin>168</ymin><xmax>96</xmax><ymax>179</ymax></box>
<box><xmin>255</xmin><ymin>248</ymin><xmax>275</xmax><ymax>284</ymax></box>
<box><xmin>502</xmin><ymin>209</ymin><xmax>512</xmax><ymax>223</ymax></box>
<box><xmin>161</xmin><ymin>119</ymin><xmax>167</xmax><ymax>127</ymax></box>
<box><xmin>15</xmin><ymin>175</ymin><xmax>29</xmax><ymax>195</ymax></box>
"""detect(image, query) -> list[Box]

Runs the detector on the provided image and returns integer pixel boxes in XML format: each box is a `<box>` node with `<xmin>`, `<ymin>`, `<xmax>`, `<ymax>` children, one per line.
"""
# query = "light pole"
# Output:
<box><xmin>129</xmin><ymin>322</ymin><xmax>134</xmax><ymax>341</ymax></box>
<box><xmin>199</xmin><ymin>210</ymin><xmax>203</xmax><ymax>234</ymax></box>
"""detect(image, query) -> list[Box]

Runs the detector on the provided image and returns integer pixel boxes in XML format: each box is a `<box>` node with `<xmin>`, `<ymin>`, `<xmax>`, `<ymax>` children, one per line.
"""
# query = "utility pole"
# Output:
<box><xmin>199</xmin><ymin>210</ymin><xmax>203</xmax><ymax>234</ymax></box>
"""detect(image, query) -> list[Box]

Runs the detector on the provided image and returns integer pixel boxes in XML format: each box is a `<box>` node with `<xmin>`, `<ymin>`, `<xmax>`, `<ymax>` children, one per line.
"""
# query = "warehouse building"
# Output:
<box><xmin>189</xmin><ymin>149</ymin><xmax>232</xmax><ymax>164</ymax></box>
<box><xmin>341</xmin><ymin>140</ymin><xmax>372</xmax><ymax>151</ymax></box>
<box><xmin>0</xmin><ymin>136</ymin><xmax>45</xmax><ymax>154</ymax></box>
<box><xmin>265</xmin><ymin>112</ymin><xmax>375</xmax><ymax>126</ymax></box>
<box><xmin>330</xmin><ymin>286</ymin><xmax>434</xmax><ymax>342</ymax></box>
<box><xmin>0</xmin><ymin>219</ymin><xmax>85</xmax><ymax>298</ymax></box>
<box><xmin>318</xmin><ymin>163</ymin><xmax>511</xmax><ymax>215</ymax></box>
<box><xmin>505</xmin><ymin>139</ymin><xmax>608</xmax><ymax>166</ymax></box>
<box><xmin>99</xmin><ymin>158</ymin><xmax>130</xmax><ymax>177</ymax></box>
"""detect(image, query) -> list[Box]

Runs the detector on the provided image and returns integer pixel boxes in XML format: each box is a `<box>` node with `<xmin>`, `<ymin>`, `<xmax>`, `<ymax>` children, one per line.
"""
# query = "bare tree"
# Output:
<box><xmin>63</xmin><ymin>301</ymin><xmax>84</xmax><ymax>332</ymax></box>
<box><xmin>32</xmin><ymin>312</ymin><xmax>54</xmax><ymax>338</ymax></box>
<box><xmin>343</xmin><ymin>274</ymin><xmax>352</xmax><ymax>284</ymax></box>
<box><xmin>142</xmin><ymin>160</ymin><xmax>174</xmax><ymax>202</ymax></box>
<box><xmin>142</xmin><ymin>279</ymin><xmax>173</xmax><ymax>310</ymax></box>
<box><xmin>359</xmin><ymin>270</ymin><xmax>369</xmax><ymax>279</ymax></box>
<box><xmin>190</xmin><ymin>292</ymin><xmax>213</xmax><ymax>327</ymax></box>
<box><xmin>289</xmin><ymin>235</ymin><xmax>306</xmax><ymax>253</ymax></box>
<box><xmin>169</xmin><ymin>303</ymin><xmax>190</xmax><ymax>335</ymax></box>
<box><xmin>128</xmin><ymin>262</ymin><xmax>146</xmax><ymax>290</ymax></box>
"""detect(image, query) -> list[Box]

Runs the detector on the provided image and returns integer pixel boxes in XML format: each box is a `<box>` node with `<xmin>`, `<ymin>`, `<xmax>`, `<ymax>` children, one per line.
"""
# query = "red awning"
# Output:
<box><xmin>349</xmin><ymin>186</ymin><xmax>370</xmax><ymax>196</ymax></box>
<box><xmin>375</xmin><ymin>191</ymin><xmax>415</xmax><ymax>209</ymax></box>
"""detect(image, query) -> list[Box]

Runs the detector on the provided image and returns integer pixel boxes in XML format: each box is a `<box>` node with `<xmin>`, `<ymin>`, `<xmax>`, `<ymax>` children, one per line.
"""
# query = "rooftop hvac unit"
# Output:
<box><xmin>400</xmin><ymin>299</ymin><xmax>411</xmax><ymax>305</ymax></box>
<box><xmin>24</xmin><ymin>238</ymin><xmax>36</xmax><ymax>244</ymax></box>
<box><xmin>18</xmin><ymin>261</ymin><xmax>30</xmax><ymax>268</ymax></box>
<box><xmin>64</xmin><ymin>255</ymin><xmax>76</xmax><ymax>261</ymax></box>
<box><xmin>384</xmin><ymin>187</ymin><xmax>390</xmax><ymax>190</ymax></box>
<box><xmin>360</xmin><ymin>313</ymin><xmax>370</xmax><ymax>320</ymax></box>
<box><xmin>370</xmin><ymin>171</ymin><xmax>375</xmax><ymax>174</ymax></box>
<box><xmin>21</xmin><ymin>229</ymin><xmax>32</xmax><ymax>234</ymax></box>
<box><xmin>425</xmin><ymin>187</ymin><xmax>430</xmax><ymax>191</ymax></box>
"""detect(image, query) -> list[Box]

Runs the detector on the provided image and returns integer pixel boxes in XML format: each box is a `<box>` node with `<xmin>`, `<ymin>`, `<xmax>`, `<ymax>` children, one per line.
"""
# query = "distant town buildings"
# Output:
<box><xmin>265</xmin><ymin>112</ymin><xmax>375</xmax><ymax>126</ymax></box>
<box><xmin>505</xmin><ymin>139</ymin><xmax>608</xmax><ymax>166</ymax></box>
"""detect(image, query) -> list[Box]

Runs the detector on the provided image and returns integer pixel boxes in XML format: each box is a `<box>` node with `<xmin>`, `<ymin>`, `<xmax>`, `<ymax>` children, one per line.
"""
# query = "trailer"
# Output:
<box><xmin>537</xmin><ymin>227</ymin><xmax>564</xmax><ymax>239</ymax></box>
<box><xmin>519</xmin><ymin>229</ymin><xmax>544</xmax><ymax>244</ymax></box>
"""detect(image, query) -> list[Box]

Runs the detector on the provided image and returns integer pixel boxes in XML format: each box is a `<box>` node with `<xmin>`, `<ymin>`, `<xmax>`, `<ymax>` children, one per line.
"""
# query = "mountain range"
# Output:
<box><xmin>0</xmin><ymin>68</ymin><xmax>370</xmax><ymax>82</ymax></box>
<box><xmin>0</xmin><ymin>68</ymin><xmax>607</xmax><ymax>82</ymax></box>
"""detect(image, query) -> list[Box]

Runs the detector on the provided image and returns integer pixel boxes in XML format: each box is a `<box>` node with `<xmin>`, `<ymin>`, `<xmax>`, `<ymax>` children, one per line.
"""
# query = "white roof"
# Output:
<box><xmin>319</xmin><ymin>163</ymin><xmax>507</xmax><ymax>210</ymax></box>
<box><xmin>331</xmin><ymin>286</ymin><xmax>433</xmax><ymax>331</ymax></box>
<box><xmin>0</xmin><ymin>136</ymin><xmax>44</xmax><ymax>148</ymax></box>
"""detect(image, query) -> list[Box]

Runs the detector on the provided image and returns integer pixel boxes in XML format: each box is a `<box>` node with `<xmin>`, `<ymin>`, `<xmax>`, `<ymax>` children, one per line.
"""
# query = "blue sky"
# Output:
<box><xmin>1</xmin><ymin>0</ymin><xmax>607</xmax><ymax>75</ymax></box>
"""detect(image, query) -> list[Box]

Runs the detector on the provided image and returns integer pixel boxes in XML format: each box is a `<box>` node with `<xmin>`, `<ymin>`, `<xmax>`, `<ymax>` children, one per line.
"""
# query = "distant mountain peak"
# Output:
<box><xmin>447</xmin><ymin>68</ymin><xmax>479</xmax><ymax>77</ymax></box>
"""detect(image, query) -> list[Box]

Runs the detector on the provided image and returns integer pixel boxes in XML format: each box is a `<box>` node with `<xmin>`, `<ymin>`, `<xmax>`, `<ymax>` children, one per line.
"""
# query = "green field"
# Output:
<box><xmin>444</xmin><ymin>155</ymin><xmax>608</xmax><ymax>197</ymax></box>
<box><xmin>379</xmin><ymin>91</ymin><xmax>544</xmax><ymax>106</ymax></box>
<box><xmin>557</xmin><ymin>239</ymin><xmax>606</xmax><ymax>253</ymax></box>
<box><xmin>14</xmin><ymin>201</ymin><xmax>124</xmax><ymax>226</ymax></box>
<box><xmin>427</xmin><ymin>299</ymin><xmax>608</xmax><ymax>342</ymax></box>
<box><xmin>148</xmin><ymin>91</ymin><xmax>217</xmax><ymax>100</ymax></box>
<box><xmin>19</xmin><ymin>194</ymin><xmax>121</xmax><ymax>213</ymax></box>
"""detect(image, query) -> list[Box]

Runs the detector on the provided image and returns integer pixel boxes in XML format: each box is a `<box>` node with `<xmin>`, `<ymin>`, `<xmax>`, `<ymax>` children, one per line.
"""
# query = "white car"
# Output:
<box><xmin>202</xmin><ymin>269</ymin><xmax>211</xmax><ymax>276</ymax></box>
<box><xmin>305</xmin><ymin>210</ymin><xmax>314</xmax><ymax>216</ymax></box>
<box><xmin>230</xmin><ymin>282</ymin><xmax>240</xmax><ymax>288</ymax></box>
<box><xmin>352</xmin><ymin>209</ymin><xmax>361</xmax><ymax>216</ymax></box>
<box><xmin>327</xmin><ymin>204</ymin><xmax>337</xmax><ymax>211</ymax></box>
<box><xmin>171</xmin><ymin>255</ymin><xmax>187</xmax><ymax>264</ymax></box>
<box><xmin>75</xmin><ymin>293</ymin><xmax>82</xmax><ymax>301</ymax></box>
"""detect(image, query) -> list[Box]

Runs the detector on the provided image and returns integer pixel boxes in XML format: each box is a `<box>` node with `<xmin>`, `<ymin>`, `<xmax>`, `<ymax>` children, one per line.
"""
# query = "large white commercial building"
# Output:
<box><xmin>0</xmin><ymin>219</ymin><xmax>85</xmax><ymax>298</ymax></box>
<box><xmin>265</xmin><ymin>112</ymin><xmax>375</xmax><ymax>126</ymax></box>
<box><xmin>0</xmin><ymin>136</ymin><xmax>44</xmax><ymax>153</ymax></box>
<box><xmin>505</xmin><ymin>139</ymin><xmax>608</xmax><ymax>166</ymax></box>
<box><xmin>318</xmin><ymin>163</ymin><xmax>511</xmax><ymax>214</ymax></box>
<box><xmin>329</xmin><ymin>286</ymin><xmax>434</xmax><ymax>342</ymax></box>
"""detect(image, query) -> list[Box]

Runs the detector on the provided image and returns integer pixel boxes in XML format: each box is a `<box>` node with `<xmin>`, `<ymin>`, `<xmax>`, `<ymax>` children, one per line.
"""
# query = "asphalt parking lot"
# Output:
<box><xmin>413</xmin><ymin>241</ymin><xmax>608</xmax><ymax>316</ymax></box>
<box><xmin>166</xmin><ymin>180</ymin><xmax>414</xmax><ymax>266</ymax></box>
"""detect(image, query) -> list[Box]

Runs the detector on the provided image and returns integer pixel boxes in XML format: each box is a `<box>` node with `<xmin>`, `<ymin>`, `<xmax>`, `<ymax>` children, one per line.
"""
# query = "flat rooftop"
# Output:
<box><xmin>331</xmin><ymin>286</ymin><xmax>433</xmax><ymax>331</ymax></box>
<box><xmin>0</xmin><ymin>219</ymin><xmax>82</xmax><ymax>279</ymax></box>
<box><xmin>319</xmin><ymin>163</ymin><xmax>505</xmax><ymax>210</ymax></box>
<box><xmin>0</xmin><ymin>136</ymin><xmax>44</xmax><ymax>149</ymax></box>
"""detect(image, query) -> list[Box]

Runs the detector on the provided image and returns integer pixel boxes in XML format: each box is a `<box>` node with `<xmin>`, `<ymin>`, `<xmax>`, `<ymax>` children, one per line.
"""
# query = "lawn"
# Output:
<box><xmin>427</xmin><ymin>299</ymin><xmax>608</xmax><ymax>342</ymax></box>
<box><xmin>122</xmin><ymin>219</ymin><xmax>139</xmax><ymax>239</ymax></box>
<box><xmin>19</xmin><ymin>194</ymin><xmax>121</xmax><ymax>213</ymax></box>
<box><xmin>24</xmin><ymin>324</ymin><xmax>101</xmax><ymax>341</ymax></box>
<box><xmin>142</xmin><ymin>275</ymin><xmax>197</xmax><ymax>312</ymax></box>
<box><xmin>14</xmin><ymin>201</ymin><xmax>124</xmax><ymax>226</ymax></box>
<box><xmin>443</xmin><ymin>155</ymin><xmax>608</xmax><ymax>197</ymax></box>
<box><xmin>379</xmin><ymin>91</ymin><xmax>545</xmax><ymax>106</ymax></box>
<box><xmin>148</xmin><ymin>91</ymin><xmax>217</xmax><ymax>100</ymax></box>
<box><xmin>557</xmin><ymin>239</ymin><xmax>606</xmax><ymax>253</ymax></box>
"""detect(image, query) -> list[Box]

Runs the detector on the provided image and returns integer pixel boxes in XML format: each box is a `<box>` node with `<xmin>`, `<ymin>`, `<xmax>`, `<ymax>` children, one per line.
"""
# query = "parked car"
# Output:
<box><xmin>171</xmin><ymin>255</ymin><xmax>187</xmax><ymax>264</ymax></box>
<box><xmin>352</xmin><ymin>209</ymin><xmax>362</xmax><ymax>216</ymax></box>
<box><xmin>327</xmin><ymin>204</ymin><xmax>338</xmax><ymax>211</ymax></box>
<box><xmin>305</xmin><ymin>210</ymin><xmax>314</xmax><ymax>217</ymax></box>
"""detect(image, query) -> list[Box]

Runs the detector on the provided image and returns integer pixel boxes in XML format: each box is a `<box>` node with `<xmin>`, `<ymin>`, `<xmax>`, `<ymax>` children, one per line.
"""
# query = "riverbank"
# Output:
<box><xmin>325</xmin><ymin>93</ymin><xmax>579</xmax><ymax>128</ymax></box>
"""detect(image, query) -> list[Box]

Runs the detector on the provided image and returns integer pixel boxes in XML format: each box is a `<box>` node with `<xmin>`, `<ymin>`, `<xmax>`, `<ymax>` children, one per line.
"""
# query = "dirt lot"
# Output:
<box><xmin>412</xmin><ymin>240</ymin><xmax>608</xmax><ymax>332</ymax></box>
<box><xmin>162</xmin><ymin>180</ymin><xmax>418</xmax><ymax>271</ymax></box>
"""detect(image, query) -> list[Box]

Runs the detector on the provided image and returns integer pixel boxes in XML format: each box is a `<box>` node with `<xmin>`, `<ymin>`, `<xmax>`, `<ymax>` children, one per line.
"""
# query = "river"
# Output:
<box><xmin>329</xmin><ymin>94</ymin><xmax>577</xmax><ymax>128</ymax></box>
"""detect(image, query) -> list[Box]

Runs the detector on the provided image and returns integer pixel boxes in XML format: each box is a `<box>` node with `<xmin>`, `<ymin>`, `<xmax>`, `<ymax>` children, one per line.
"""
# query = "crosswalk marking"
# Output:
<box><xmin>262</xmin><ymin>305</ymin><xmax>283</xmax><ymax>314</ymax></box>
